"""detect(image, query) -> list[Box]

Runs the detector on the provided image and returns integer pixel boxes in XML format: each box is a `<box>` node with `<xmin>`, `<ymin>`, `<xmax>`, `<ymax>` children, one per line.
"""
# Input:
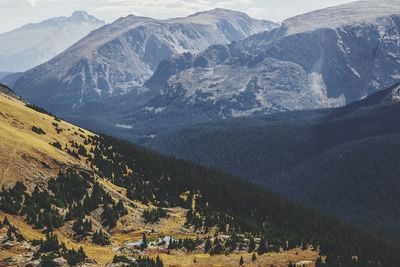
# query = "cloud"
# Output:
<box><xmin>27</xmin><ymin>0</ymin><xmax>37</xmax><ymax>6</ymax></box>
<box><xmin>246</xmin><ymin>7</ymin><xmax>268</xmax><ymax>19</ymax></box>
<box><xmin>0</xmin><ymin>0</ymin><xmax>34</xmax><ymax>8</ymax></box>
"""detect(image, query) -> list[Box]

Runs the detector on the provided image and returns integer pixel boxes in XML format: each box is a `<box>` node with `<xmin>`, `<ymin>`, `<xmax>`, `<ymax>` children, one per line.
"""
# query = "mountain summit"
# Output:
<box><xmin>70</xmin><ymin>10</ymin><xmax>94</xmax><ymax>22</ymax></box>
<box><xmin>0</xmin><ymin>11</ymin><xmax>105</xmax><ymax>72</ymax></box>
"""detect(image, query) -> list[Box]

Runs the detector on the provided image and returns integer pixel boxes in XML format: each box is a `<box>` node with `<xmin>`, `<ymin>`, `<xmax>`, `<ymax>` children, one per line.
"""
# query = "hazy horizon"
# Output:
<box><xmin>0</xmin><ymin>0</ymin><xmax>357</xmax><ymax>34</ymax></box>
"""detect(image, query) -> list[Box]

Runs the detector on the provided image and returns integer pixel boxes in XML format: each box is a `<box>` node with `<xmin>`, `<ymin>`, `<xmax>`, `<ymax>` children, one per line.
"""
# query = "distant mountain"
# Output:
<box><xmin>0</xmin><ymin>83</ymin><xmax>19</xmax><ymax>99</ymax></box>
<box><xmin>140</xmin><ymin>0</ymin><xmax>400</xmax><ymax>119</ymax></box>
<box><xmin>0</xmin><ymin>72</ymin><xmax>23</xmax><ymax>87</ymax></box>
<box><xmin>0</xmin><ymin>11</ymin><xmax>105</xmax><ymax>72</ymax></box>
<box><xmin>0</xmin><ymin>72</ymin><xmax>12</xmax><ymax>79</ymax></box>
<box><xmin>144</xmin><ymin>84</ymin><xmax>400</xmax><ymax>242</ymax></box>
<box><xmin>12</xmin><ymin>9</ymin><xmax>276</xmax><ymax>112</ymax></box>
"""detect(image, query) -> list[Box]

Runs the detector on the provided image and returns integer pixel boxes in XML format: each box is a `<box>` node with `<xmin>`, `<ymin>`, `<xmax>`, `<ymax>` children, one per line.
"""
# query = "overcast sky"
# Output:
<box><xmin>0</xmin><ymin>0</ymin><xmax>358</xmax><ymax>34</ymax></box>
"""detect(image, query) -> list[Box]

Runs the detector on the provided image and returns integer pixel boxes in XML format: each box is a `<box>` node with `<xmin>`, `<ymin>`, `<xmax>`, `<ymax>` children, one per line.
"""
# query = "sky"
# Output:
<box><xmin>0</xmin><ymin>0</ymin><xmax>358</xmax><ymax>34</ymax></box>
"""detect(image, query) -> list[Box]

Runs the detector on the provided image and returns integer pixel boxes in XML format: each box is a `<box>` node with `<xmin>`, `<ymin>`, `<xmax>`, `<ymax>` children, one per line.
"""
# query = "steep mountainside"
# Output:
<box><xmin>0</xmin><ymin>11</ymin><xmax>105</xmax><ymax>72</ymax></box>
<box><xmin>145</xmin><ymin>84</ymin><xmax>400</xmax><ymax>242</ymax></box>
<box><xmin>12</xmin><ymin>9</ymin><xmax>276</xmax><ymax>112</ymax></box>
<box><xmin>1</xmin><ymin>84</ymin><xmax>400</xmax><ymax>266</ymax></box>
<box><xmin>139</xmin><ymin>0</ymin><xmax>400</xmax><ymax>120</ymax></box>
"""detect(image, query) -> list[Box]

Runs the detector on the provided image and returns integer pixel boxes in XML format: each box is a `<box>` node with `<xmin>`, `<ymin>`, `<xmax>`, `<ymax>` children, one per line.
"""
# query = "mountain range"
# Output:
<box><xmin>8</xmin><ymin>0</ymin><xmax>400</xmax><ymax>146</ymax></box>
<box><xmin>0</xmin><ymin>11</ymin><xmax>105</xmax><ymax>72</ymax></box>
<box><xmin>10</xmin><ymin>9</ymin><xmax>276</xmax><ymax>112</ymax></box>
<box><xmin>140</xmin><ymin>0</ymin><xmax>400</xmax><ymax>117</ymax></box>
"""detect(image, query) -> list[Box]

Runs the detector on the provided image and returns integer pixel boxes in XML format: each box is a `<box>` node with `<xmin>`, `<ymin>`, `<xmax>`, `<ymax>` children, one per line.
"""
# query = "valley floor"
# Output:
<box><xmin>0</xmin><ymin>211</ymin><xmax>318</xmax><ymax>267</ymax></box>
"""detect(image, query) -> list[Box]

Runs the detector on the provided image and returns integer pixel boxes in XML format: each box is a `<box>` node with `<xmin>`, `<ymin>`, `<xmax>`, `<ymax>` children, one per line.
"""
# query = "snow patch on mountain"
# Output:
<box><xmin>116</xmin><ymin>123</ymin><xmax>133</xmax><ymax>129</ymax></box>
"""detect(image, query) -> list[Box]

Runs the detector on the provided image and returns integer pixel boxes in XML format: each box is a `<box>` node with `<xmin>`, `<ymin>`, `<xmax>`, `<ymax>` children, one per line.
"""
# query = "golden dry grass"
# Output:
<box><xmin>160</xmin><ymin>249</ymin><xmax>318</xmax><ymax>267</ymax></box>
<box><xmin>0</xmin><ymin>211</ymin><xmax>116</xmax><ymax>266</ymax></box>
<box><xmin>0</xmin><ymin>93</ymin><xmax>95</xmax><ymax>189</ymax></box>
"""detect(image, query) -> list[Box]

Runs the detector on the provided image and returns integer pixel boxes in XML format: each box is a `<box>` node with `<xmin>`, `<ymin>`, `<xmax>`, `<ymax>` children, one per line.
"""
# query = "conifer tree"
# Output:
<box><xmin>101</xmin><ymin>205</ymin><xmax>118</xmax><ymax>228</ymax></box>
<box><xmin>116</xmin><ymin>200</ymin><xmax>128</xmax><ymax>216</ymax></box>
<box><xmin>212</xmin><ymin>237</ymin><xmax>222</xmax><ymax>255</ymax></box>
<box><xmin>204</xmin><ymin>237</ymin><xmax>212</xmax><ymax>253</ymax></box>
<box><xmin>239</xmin><ymin>256</ymin><xmax>244</xmax><ymax>265</ymax></box>
<box><xmin>92</xmin><ymin>229</ymin><xmax>110</xmax><ymax>246</ymax></box>
<box><xmin>140</xmin><ymin>233</ymin><xmax>148</xmax><ymax>251</ymax></box>
<box><xmin>3</xmin><ymin>216</ymin><xmax>10</xmax><ymax>226</ymax></box>
<box><xmin>316</xmin><ymin>257</ymin><xmax>325</xmax><ymax>267</ymax></box>
<box><xmin>248</xmin><ymin>237</ymin><xmax>256</xmax><ymax>252</ymax></box>
<box><xmin>6</xmin><ymin>227</ymin><xmax>14</xmax><ymax>241</ymax></box>
<box><xmin>258</xmin><ymin>238</ymin><xmax>267</xmax><ymax>255</ymax></box>
<box><xmin>156</xmin><ymin>256</ymin><xmax>164</xmax><ymax>267</ymax></box>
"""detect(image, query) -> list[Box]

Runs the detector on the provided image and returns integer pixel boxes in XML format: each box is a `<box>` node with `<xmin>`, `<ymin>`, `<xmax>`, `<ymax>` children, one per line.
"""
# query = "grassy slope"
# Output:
<box><xmin>0</xmin><ymin>92</ymin><xmax>94</xmax><ymax>188</ymax></box>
